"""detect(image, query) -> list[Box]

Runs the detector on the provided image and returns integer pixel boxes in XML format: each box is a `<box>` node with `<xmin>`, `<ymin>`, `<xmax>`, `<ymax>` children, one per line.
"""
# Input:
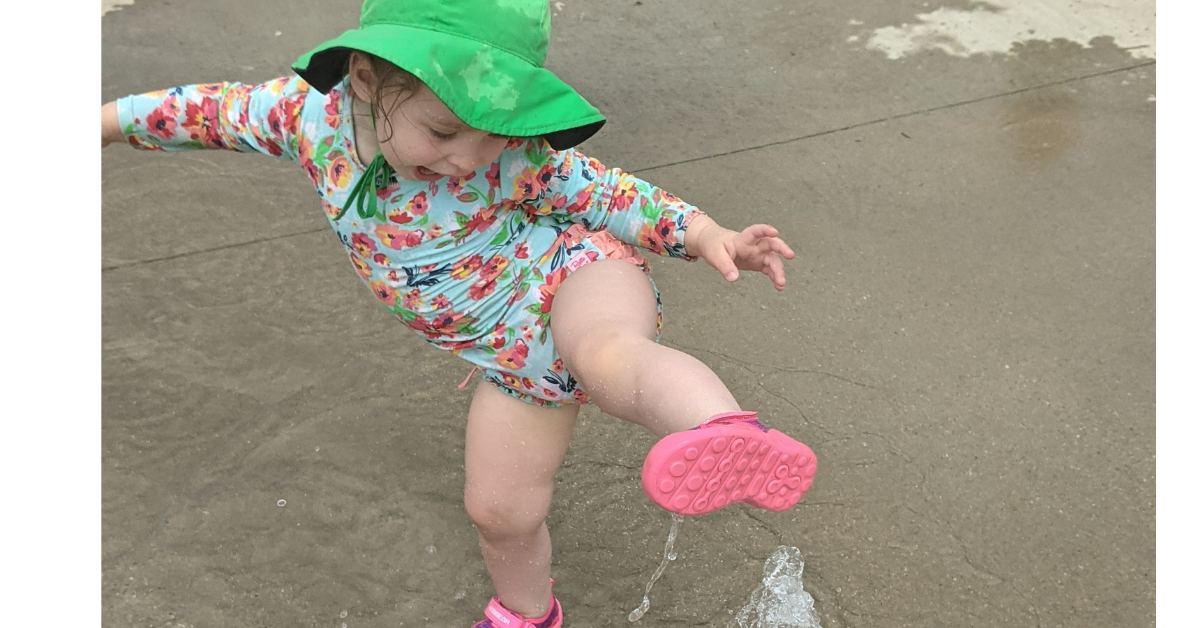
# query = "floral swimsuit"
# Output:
<box><xmin>116</xmin><ymin>75</ymin><xmax>703</xmax><ymax>406</ymax></box>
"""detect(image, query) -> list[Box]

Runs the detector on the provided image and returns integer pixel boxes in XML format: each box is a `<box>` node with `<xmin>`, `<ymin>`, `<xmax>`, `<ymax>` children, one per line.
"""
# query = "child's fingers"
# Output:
<box><xmin>710</xmin><ymin>242</ymin><xmax>740</xmax><ymax>281</ymax></box>
<box><xmin>763</xmin><ymin>253</ymin><xmax>787</xmax><ymax>290</ymax></box>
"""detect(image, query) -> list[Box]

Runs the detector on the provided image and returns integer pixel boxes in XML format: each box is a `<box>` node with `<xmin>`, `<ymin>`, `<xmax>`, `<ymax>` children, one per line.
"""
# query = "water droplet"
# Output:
<box><xmin>315</xmin><ymin>447</ymin><xmax>320</xmax><ymax>452</ymax></box>
<box><xmin>454</xmin><ymin>590</ymin><xmax>467</xmax><ymax>600</ymax></box>
<box><xmin>426</xmin><ymin>545</ymin><xmax>437</xmax><ymax>554</ymax></box>
<box><xmin>277</xmin><ymin>499</ymin><xmax>287</xmax><ymax>507</ymax></box>
<box><xmin>340</xmin><ymin>610</ymin><xmax>348</xmax><ymax>618</ymax></box>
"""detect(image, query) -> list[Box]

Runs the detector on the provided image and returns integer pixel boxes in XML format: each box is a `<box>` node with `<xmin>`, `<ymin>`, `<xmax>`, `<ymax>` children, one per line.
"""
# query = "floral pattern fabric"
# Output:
<box><xmin>117</xmin><ymin>75</ymin><xmax>703</xmax><ymax>406</ymax></box>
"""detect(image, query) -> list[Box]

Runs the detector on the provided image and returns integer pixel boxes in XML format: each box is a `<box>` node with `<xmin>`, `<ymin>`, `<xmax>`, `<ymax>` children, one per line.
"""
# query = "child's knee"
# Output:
<box><xmin>463</xmin><ymin>485</ymin><xmax>551</xmax><ymax>538</ymax></box>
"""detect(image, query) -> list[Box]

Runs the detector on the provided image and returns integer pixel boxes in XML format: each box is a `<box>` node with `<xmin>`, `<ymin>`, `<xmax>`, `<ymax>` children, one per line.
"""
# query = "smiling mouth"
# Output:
<box><xmin>413</xmin><ymin>166</ymin><xmax>446</xmax><ymax>181</ymax></box>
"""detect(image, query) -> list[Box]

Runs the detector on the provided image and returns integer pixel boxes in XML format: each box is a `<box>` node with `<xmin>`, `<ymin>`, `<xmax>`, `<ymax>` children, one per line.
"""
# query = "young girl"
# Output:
<box><xmin>101</xmin><ymin>0</ymin><xmax>817</xmax><ymax>626</ymax></box>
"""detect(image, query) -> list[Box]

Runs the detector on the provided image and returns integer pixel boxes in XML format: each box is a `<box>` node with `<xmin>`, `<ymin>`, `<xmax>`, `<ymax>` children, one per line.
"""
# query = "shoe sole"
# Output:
<box><xmin>641</xmin><ymin>426</ymin><xmax>816</xmax><ymax>515</ymax></box>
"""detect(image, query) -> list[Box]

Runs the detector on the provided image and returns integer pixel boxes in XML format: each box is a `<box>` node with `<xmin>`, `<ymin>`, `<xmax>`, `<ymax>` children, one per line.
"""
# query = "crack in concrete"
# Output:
<box><xmin>669</xmin><ymin>341</ymin><xmax>877</xmax><ymax>390</ymax></box>
<box><xmin>101</xmin><ymin>227</ymin><xmax>328</xmax><ymax>272</ymax></box>
<box><xmin>634</xmin><ymin>60</ymin><xmax>1156</xmax><ymax>175</ymax></box>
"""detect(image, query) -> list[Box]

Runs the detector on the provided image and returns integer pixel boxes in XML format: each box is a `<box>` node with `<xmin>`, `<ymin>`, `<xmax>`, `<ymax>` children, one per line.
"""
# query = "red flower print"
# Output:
<box><xmin>407</xmin><ymin>309</ymin><xmax>477</xmax><ymax>339</ymax></box>
<box><xmin>478</xmin><ymin>256</ymin><xmax>510</xmax><ymax>283</ymax></box>
<box><xmin>387</xmin><ymin>269</ymin><xmax>403</xmax><ymax>283</ymax></box>
<box><xmin>585</xmin><ymin>155</ymin><xmax>607</xmax><ymax>178</ymax></box>
<box><xmin>429</xmin><ymin>224</ymin><xmax>445</xmax><ymax>239</ymax></box>
<box><xmin>468</xmin><ymin>277</ymin><xmax>499</xmax><ymax>301</ymax></box>
<box><xmin>407</xmin><ymin>191</ymin><xmax>429</xmax><ymax>216</ymax></box>
<box><xmin>521</xmin><ymin>377</ymin><xmax>537</xmax><ymax>390</ymax></box>
<box><xmin>489</xmin><ymin>335</ymin><xmax>506</xmax><ymax>350</ymax></box>
<box><xmin>373</xmin><ymin>253</ymin><xmax>390</xmax><ymax>266</ymax></box>
<box><xmin>145</xmin><ymin>97</ymin><xmax>179</xmax><ymax>140</ymax></box>
<box><xmin>609</xmin><ymin>174</ymin><xmax>639</xmax><ymax>212</ymax></box>
<box><xmin>637</xmin><ymin>216</ymin><xmax>677</xmax><ymax>255</ymax></box>
<box><xmin>521</xmin><ymin>325</ymin><xmax>533</xmax><ymax>341</ymax></box>
<box><xmin>349</xmin><ymin>253</ymin><xmax>371</xmax><ymax>280</ymax></box>
<box><xmin>369</xmin><ymin>281</ymin><xmax>397</xmax><ymax>307</ymax></box>
<box><xmin>458</xmin><ymin>205</ymin><xmax>499</xmax><ymax>239</ymax></box>
<box><xmin>495</xmin><ymin>340</ymin><xmax>529</xmax><ymax>370</ymax></box>
<box><xmin>501</xmin><ymin>373</ymin><xmax>521</xmax><ymax>388</ymax></box>
<box><xmin>195</xmin><ymin>83</ymin><xmax>223</xmax><ymax>96</ymax></box>
<box><xmin>351</xmin><ymin>232</ymin><xmax>376</xmax><ymax>257</ymax></box>
<box><xmin>431</xmin><ymin>294</ymin><xmax>452</xmax><ymax>309</ymax></box>
<box><xmin>537</xmin><ymin>267</ymin><xmax>567</xmax><ymax>314</ymax></box>
<box><xmin>321</xmin><ymin>200</ymin><xmax>341</xmax><ymax>219</ymax></box>
<box><xmin>485</xmin><ymin>162</ymin><xmax>501</xmax><ymax>190</ymax></box>
<box><xmin>563</xmin><ymin>185</ymin><xmax>595</xmax><ymax>215</ymax></box>
<box><xmin>513</xmin><ymin>243</ymin><xmax>529</xmax><ymax>259</ymax></box>
<box><xmin>386</xmin><ymin>208</ymin><xmax>414</xmax><ymax>224</ymax></box>
<box><xmin>402</xmin><ymin>289</ymin><xmax>424</xmax><ymax>310</ymax></box>
<box><xmin>552</xmin><ymin>358</ymin><xmax>565</xmax><ymax>373</ymax></box>
<box><xmin>181</xmin><ymin>97</ymin><xmax>221</xmax><ymax>146</ymax></box>
<box><xmin>450</xmin><ymin>254</ymin><xmax>484</xmax><ymax>281</ymax></box>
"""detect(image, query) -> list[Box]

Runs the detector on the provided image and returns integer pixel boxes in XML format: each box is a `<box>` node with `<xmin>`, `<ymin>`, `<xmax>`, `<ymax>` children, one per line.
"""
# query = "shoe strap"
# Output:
<box><xmin>699</xmin><ymin>411</ymin><xmax>760</xmax><ymax>426</ymax></box>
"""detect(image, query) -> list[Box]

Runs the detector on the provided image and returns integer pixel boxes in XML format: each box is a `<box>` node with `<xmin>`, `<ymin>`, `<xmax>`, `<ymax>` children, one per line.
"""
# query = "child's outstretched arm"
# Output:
<box><xmin>682</xmin><ymin>216</ymin><xmax>795</xmax><ymax>291</ymax></box>
<box><xmin>516</xmin><ymin>141</ymin><xmax>795</xmax><ymax>289</ymax></box>
<box><xmin>99</xmin><ymin>76</ymin><xmax>311</xmax><ymax>159</ymax></box>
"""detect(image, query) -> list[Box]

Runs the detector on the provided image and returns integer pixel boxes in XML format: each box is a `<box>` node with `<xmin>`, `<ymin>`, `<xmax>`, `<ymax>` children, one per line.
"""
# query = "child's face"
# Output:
<box><xmin>354</xmin><ymin>64</ymin><xmax>511</xmax><ymax>182</ymax></box>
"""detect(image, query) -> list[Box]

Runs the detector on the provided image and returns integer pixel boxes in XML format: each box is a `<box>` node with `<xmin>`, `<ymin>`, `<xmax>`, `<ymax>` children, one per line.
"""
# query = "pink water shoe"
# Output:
<box><xmin>471</xmin><ymin>584</ymin><xmax>562</xmax><ymax>628</ymax></box>
<box><xmin>641</xmin><ymin>411</ymin><xmax>817</xmax><ymax>515</ymax></box>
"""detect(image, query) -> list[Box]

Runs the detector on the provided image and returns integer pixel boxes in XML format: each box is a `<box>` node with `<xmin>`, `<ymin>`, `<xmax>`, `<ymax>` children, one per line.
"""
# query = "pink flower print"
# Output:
<box><xmin>327</xmin><ymin>153</ymin><xmax>353</xmax><ymax>190</ymax></box>
<box><xmin>609</xmin><ymin>174</ymin><xmax>639</xmax><ymax>213</ymax></box>
<box><xmin>446</xmin><ymin>173</ymin><xmax>474</xmax><ymax>196</ymax></box>
<box><xmin>387</xmin><ymin>269</ymin><xmax>403</xmax><ymax>283</ymax></box>
<box><xmin>321</xmin><ymin>200</ymin><xmax>340</xmax><ymax>219</ymax></box>
<box><xmin>513</xmin><ymin>167</ymin><xmax>541</xmax><ymax>201</ymax></box>
<box><xmin>402</xmin><ymin>289</ymin><xmax>424</xmax><ymax>310</ymax></box>
<box><xmin>485</xmin><ymin>162</ymin><xmax>501</xmax><ymax>190</ymax></box>
<box><xmin>521</xmin><ymin>325</ymin><xmax>533</xmax><ymax>341</ymax></box>
<box><xmin>431</xmin><ymin>294</ymin><xmax>452</xmax><ymax>309</ymax></box>
<box><xmin>407</xmin><ymin>191</ymin><xmax>429</xmax><ymax>216</ymax></box>
<box><xmin>375</xmin><ymin>225</ymin><xmax>424</xmax><ymax>250</ymax></box>
<box><xmin>513</xmin><ymin>242</ymin><xmax>529</xmax><ymax>259</ymax></box>
<box><xmin>369</xmin><ymin>281</ymin><xmax>397</xmax><ymax>307</ymax></box>
<box><xmin>552</xmin><ymin>358</ymin><xmax>565</xmax><ymax>373</ymax></box>
<box><xmin>501</xmin><ymin>373</ymin><xmax>521</xmax><ymax>389</ymax></box>
<box><xmin>324</xmin><ymin>91</ymin><xmax>342</xmax><ymax>128</ymax></box>
<box><xmin>408</xmin><ymin>309</ymin><xmax>477</xmax><ymax>339</ymax></box>
<box><xmin>350</xmin><ymin>232</ymin><xmax>376</xmax><ymax>257</ymax></box>
<box><xmin>450</xmin><ymin>254</ymin><xmax>484</xmax><ymax>281</ymax></box>
<box><xmin>195</xmin><ymin>83</ymin><xmax>223</xmax><ymax>96</ymax></box>
<box><xmin>349</xmin><ymin>254</ymin><xmax>371</xmax><ymax>280</ymax></box>
<box><xmin>521</xmin><ymin>377</ymin><xmax>537</xmax><ymax>390</ymax></box>
<box><xmin>429</xmin><ymin>223</ymin><xmax>445</xmax><ymax>239</ymax></box>
<box><xmin>495</xmin><ymin>340</ymin><xmax>529</xmax><ymax>371</ymax></box>
<box><xmin>585</xmin><ymin>155</ymin><xmax>607</xmax><ymax>178</ymax></box>
<box><xmin>373</xmin><ymin>252</ymin><xmax>390</xmax><ymax>266</ymax></box>
<box><xmin>145</xmin><ymin>97</ymin><xmax>179</xmax><ymax>140</ymax></box>
<box><xmin>572</xmin><ymin>389</ymin><xmax>590</xmax><ymax>404</ymax></box>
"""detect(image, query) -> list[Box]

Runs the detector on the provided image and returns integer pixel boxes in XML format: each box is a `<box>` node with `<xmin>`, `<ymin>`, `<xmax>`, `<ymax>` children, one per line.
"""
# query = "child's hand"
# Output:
<box><xmin>688</xmin><ymin>217</ymin><xmax>796</xmax><ymax>291</ymax></box>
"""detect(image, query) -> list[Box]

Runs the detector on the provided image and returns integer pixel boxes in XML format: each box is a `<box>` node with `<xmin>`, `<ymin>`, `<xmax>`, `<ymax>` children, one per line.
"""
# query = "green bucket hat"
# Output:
<box><xmin>293</xmin><ymin>0</ymin><xmax>605</xmax><ymax>150</ymax></box>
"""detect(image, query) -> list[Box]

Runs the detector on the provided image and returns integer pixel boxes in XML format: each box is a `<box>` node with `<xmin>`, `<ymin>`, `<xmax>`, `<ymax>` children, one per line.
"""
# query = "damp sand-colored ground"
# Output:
<box><xmin>102</xmin><ymin>1</ymin><xmax>1155</xmax><ymax>626</ymax></box>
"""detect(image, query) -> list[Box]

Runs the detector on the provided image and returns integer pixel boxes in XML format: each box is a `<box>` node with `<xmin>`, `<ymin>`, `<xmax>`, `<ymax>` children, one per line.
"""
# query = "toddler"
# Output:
<box><xmin>101</xmin><ymin>1</ymin><xmax>818</xmax><ymax>626</ymax></box>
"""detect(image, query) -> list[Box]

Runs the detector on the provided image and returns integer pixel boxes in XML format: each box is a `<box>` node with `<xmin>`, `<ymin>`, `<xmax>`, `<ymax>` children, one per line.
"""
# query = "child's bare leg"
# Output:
<box><xmin>463</xmin><ymin>382</ymin><xmax>578</xmax><ymax>618</ymax></box>
<box><xmin>551</xmin><ymin>260</ymin><xmax>740</xmax><ymax>436</ymax></box>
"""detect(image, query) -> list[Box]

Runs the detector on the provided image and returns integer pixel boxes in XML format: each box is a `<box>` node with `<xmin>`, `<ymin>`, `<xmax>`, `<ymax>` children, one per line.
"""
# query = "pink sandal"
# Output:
<box><xmin>641</xmin><ymin>411</ymin><xmax>817</xmax><ymax>515</ymax></box>
<box><xmin>471</xmin><ymin>583</ymin><xmax>563</xmax><ymax>628</ymax></box>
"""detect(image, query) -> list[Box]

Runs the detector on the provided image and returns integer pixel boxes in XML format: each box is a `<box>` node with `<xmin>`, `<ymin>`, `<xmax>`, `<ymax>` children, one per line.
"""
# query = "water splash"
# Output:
<box><xmin>627</xmin><ymin>514</ymin><xmax>684</xmax><ymax>622</ymax></box>
<box><xmin>728</xmin><ymin>547</ymin><xmax>822</xmax><ymax>628</ymax></box>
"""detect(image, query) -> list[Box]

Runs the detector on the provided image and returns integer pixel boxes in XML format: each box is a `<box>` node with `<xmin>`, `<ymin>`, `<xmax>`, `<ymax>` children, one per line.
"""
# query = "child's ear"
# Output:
<box><xmin>347</xmin><ymin>51</ymin><xmax>377</xmax><ymax>98</ymax></box>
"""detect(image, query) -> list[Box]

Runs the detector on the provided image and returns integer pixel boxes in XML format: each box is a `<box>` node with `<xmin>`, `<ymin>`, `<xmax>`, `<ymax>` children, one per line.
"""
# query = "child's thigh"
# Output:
<box><xmin>550</xmin><ymin>259</ymin><xmax>660</xmax><ymax>356</ymax></box>
<box><xmin>463</xmin><ymin>382</ymin><xmax>578</xmax><ymax>518</ymax></box>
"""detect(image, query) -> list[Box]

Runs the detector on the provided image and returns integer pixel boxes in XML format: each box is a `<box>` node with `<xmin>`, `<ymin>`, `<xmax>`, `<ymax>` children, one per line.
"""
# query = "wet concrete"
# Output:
<box><xmin>102</xmin><ymin>1</ymin><xmax>1155</xmax><ymax>626</ymax></box>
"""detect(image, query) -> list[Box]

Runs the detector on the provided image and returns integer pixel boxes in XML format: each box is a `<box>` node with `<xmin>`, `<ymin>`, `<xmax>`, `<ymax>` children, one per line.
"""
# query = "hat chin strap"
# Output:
<box><xmin>338</xmin><ymin>103</ymin><xmax>397</xmax><ymax>221</ymax></box>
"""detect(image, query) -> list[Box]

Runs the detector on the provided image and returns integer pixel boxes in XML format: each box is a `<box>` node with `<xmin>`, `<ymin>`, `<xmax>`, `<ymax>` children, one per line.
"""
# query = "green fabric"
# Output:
<box><xmin>292</xmin><ymin>0</ymin><xmax>605</xmax><ymax>148</ymax></box>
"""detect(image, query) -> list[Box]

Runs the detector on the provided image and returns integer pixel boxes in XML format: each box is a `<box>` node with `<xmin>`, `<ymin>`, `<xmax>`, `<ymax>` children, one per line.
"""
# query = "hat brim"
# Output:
<box><xmin>293</xmin><ymin>24</ymin><xmax>605</xmax><ymax>150</ymax></box>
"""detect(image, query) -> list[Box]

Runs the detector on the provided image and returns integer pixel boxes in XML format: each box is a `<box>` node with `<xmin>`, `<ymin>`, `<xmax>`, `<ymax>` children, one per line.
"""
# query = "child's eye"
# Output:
<box><xmin>429</xmin><ymin>129</ymin><xmax>456</xmax><ymax>140</ymax></box>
